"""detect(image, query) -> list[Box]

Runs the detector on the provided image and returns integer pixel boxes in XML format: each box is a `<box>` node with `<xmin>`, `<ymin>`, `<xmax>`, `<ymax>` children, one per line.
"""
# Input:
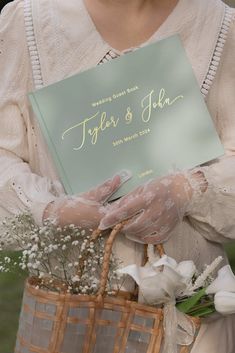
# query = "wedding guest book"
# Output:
<box><xmin>29</xmin><ymin>35</ymin><xmax>224</xmax><ymax>200</ymax></box>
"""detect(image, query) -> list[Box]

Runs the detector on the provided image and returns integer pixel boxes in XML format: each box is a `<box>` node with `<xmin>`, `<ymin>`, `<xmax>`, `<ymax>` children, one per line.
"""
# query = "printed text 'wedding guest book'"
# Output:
<box><xmin>29</xmin><ymin>35</ymin><xmax>224</xmax><ymax>200</ymax></box>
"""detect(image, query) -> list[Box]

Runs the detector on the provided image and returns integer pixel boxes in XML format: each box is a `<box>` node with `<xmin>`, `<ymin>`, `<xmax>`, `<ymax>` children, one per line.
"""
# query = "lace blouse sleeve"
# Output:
<box><xmin>186</xmin><ymin>14</ymin><xmax>235</xmax><ymax>243</ymax></box>
<box><xmin>0</xmin><ymin>1</ymin><xmax>59</xmax><ymax>237</ymax></box>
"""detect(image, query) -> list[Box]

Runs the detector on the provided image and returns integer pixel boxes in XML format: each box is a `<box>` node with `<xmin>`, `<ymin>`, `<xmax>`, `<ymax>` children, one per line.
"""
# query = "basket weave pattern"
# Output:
<box><xmin>15</xmin><ymin>282</ymin><xmax>165</xmax><ymax>353</ymax></box>
<box><xmin>15</xmin><ymin>224</ymin><xmax>200</xmax><ymax>353</ymax></box>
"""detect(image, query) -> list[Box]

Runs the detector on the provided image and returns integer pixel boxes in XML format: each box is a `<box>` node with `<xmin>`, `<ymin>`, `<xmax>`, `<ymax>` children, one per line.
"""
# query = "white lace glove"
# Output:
<box><xmin>99</xmin><ymin>170</ymin><xmax>208</xmax><ymax>244</ymax></box>
<box><xmin>43</xmin><ymin>171</ymin><xmax>131</xmax><ymax>231</ymax></box>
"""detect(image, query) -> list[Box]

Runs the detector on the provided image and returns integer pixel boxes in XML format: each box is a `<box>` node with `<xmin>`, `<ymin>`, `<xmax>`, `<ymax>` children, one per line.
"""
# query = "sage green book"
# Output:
<box><xmin>29</xmin><ymin>35</ymin><xmax>224</xmax><ymax>200</ymax></box>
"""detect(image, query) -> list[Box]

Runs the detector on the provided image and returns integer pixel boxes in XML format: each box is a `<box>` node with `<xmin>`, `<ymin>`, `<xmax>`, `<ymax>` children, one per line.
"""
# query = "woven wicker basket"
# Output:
<box><xmin>15</xmin><ymin>223</ymin><xmax>200</xmax><ymax>353</ymax></box>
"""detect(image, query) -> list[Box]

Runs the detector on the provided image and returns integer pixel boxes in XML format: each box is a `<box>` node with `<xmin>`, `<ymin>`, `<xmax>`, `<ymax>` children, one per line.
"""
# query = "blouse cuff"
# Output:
<box><xmin>8</xmin><ymin>172</ymin><xmax>63</xmax><ymax>227</ymax></box>
<box><xmin>182</xmin><ymin>159</ymin><xmax>235</xmax><ymax>243</ymax></box>
<box><xmin>31</xmin><ymin>195</ymin><xmax>57</xmax><ymax>227</ymax></box>
<box><xmin>183</xmin><ymin>164</ymin><xmax>220</xmax><ymax>213</ymax></box>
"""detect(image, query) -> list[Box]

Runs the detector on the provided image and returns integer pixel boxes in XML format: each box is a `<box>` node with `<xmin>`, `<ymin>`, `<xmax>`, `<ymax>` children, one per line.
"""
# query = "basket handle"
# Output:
<box><xmin>91</xmin><ymin>221</ymin><xmax>165</xmax><ymax>301</ymax></box>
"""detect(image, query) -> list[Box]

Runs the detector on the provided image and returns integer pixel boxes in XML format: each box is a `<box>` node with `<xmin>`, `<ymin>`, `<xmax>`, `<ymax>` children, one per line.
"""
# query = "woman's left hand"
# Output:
<box><xmin>99</xmin><ymin>171</ymin><xmax>207</xmax><ymax>244</ymax></box>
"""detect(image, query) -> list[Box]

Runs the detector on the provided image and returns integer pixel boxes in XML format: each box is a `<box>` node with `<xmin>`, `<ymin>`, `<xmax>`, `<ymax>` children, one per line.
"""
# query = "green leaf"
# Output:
<box><xmin>187</xmin><ymin>300</ymin><xmax>214</xmax><ymax>314</ymax></box>
<box><xmin>187</xmin><ymin>306</ymin><xmax>215</xmax><ymax>318</ymax></box>
<box><xmin>176</xmin><ymin>288</ymin><xmax>206</xmax><ymax>314</ymax></box>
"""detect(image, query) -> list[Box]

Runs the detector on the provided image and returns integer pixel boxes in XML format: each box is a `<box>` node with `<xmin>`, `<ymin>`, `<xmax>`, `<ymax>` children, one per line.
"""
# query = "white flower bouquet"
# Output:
<box><xmin>118</xmin><ymin>244</ymin><xmax>235</xmax><ymax>352</ymax></box>
<box><xmin>1</xmin><ymin>213</ymin><xmax>235</xmax><ymax>353</ymax></box>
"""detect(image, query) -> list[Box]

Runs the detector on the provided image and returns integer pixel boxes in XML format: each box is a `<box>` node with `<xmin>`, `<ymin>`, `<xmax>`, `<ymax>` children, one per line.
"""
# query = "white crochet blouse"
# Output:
<box><xmin>0</xmin><ymin>0</ymin><xmax>235</xmax><ymax>273</ymax></box>
<box><xmin>2</xmin><ymin>1</ymin><xmax>235</xmax><ymax>350</ymax></box>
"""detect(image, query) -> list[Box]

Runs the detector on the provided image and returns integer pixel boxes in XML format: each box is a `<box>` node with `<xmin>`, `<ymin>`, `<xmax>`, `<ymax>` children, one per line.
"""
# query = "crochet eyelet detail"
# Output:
<box><xmin>24</xmin><ymin>0</ymin><xmax>43</xmax><ymax>89</ymax></box>
<box><xmin>98</xmin><ymin>50</ymin><xmax>119</xmax><ymax>65</ymax></box>
<box><xmin>201</xmin><ymin>5</ymin><xmax>234</xmax><ymax>98</ymax></box>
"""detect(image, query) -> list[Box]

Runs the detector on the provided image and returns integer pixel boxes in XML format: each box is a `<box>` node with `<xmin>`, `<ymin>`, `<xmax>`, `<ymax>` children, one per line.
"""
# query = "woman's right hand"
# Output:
<box><xmin>43</xmin><ymin>172</ymin><xmax>130</xmax><ymax>231</ymax></box>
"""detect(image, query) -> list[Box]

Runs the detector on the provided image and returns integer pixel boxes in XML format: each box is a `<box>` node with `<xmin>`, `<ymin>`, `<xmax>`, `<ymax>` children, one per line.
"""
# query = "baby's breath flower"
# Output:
<box><xmin>72</xmin><ymin>275</ymin><xmax>80</xmax><ymax>282</ymax></box>
<box><xmin>64</xmin><ymin>235</ymin><xmax>71</xmax><ymax>242</ymax></box>
<box><xmin>1</xmin><ymin>212</ymin><xmax>120</xmax><ymax>295</ymax></box>
<box><xmin>72</xmin><ymin>240</ymin><xmax>79</xmax><ymax>246</ymax></box>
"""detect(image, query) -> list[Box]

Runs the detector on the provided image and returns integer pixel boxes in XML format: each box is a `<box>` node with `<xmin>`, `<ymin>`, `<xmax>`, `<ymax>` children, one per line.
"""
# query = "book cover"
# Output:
<box><xmin>29</xmin><ymin>35</ymin><xmax>224</xmax><ymax>200</ymax></box>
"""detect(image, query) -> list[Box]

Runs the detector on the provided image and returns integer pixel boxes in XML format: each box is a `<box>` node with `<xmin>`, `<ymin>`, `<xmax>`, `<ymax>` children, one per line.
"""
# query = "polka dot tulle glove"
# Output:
<box><xmin>99</xmin><ymin>170</ymin><xmax>208</xmax><ymax>244</ymax></box>
<box><xmin>43</xmin><ymin>172</ymin><xmax>131</xmax><ymax>231</ymax></box>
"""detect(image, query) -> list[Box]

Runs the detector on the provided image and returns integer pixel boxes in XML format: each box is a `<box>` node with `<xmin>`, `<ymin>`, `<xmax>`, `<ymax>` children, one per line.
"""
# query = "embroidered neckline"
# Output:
<box><xmin>24</xmin><ymin>0</ymin><xmax>234</xmax><ymax>97</ymax></box>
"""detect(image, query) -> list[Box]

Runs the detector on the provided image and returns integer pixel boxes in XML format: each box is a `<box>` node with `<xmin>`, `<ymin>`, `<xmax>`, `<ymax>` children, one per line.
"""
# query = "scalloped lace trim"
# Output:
<box><xmin>24</xmin><ymin>0</ymin><xmax>43</xmax><ymax>89</ymax></box>
<box><xmin>201</xmin><ymin>5</ymin><xmax>234</xmax><ymax>97</ymax></box>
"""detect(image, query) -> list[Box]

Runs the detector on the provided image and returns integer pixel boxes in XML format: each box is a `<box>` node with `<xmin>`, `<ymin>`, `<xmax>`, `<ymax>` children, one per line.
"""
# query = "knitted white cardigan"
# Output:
<box><xmin>0</xmin><ymin>0</ymin><xmax>235</xmax><ymax>272</ymax></box>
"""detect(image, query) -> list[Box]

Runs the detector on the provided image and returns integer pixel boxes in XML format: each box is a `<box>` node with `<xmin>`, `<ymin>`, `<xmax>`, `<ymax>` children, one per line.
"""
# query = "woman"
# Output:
<box><xmin>0</xmin><ymin>0</ymin><xmax>235</xmax><ymax>351</ymax></box>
